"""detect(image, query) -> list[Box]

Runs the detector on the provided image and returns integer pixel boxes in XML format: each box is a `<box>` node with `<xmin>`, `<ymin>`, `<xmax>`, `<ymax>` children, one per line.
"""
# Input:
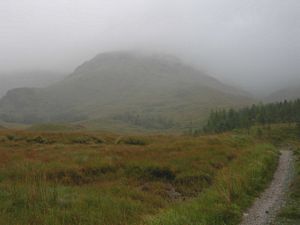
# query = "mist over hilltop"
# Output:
<box><xmin>0</xmin><ymin>0</ymin><xmax>299</xmax><ymax>95</ymax></box>
<box><xmin>0</xmin><ymin>52</ymin><xmax>253</xmax><ymax>131</ymax></box>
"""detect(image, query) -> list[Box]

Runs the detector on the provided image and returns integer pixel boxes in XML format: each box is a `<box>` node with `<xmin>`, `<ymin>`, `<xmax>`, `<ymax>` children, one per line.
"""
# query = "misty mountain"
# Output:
<box><xmin>0</xmin><ymin>71</ymin><xmax>63</xmax><ymax>97</ymax></box>
<box><xmin>266</xmin><ymin>85</ymin><xmax>300</xmax><ymax>102</ymax></box>
<box><xmin>0</xmin><ymin>52</ymin><xmax>253</xmax><ymax>131</ymax></box>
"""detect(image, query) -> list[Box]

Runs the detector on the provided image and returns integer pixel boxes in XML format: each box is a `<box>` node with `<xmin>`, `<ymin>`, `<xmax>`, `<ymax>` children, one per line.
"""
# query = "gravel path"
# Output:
<box><xmin>240</xmin><ymin>150</ymin><xmax>294</xmax><ymax>225</ymax></box>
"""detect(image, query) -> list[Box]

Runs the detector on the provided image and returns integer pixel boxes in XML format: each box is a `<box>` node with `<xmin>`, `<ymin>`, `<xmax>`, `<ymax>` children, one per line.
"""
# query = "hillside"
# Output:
<box><xmin>0</xmin><ymin>70</ymin><xmax>63</xmax><ymax>97</ymax></box>
<box><xmin>0</xmin><ymin>52</ymin><xmax>253</xmax><ymax>131</ymax></box>
<box><xmin>266</xmin><ymin>85</ymin><xmax>300</xmax><ymax>102</ymax></box>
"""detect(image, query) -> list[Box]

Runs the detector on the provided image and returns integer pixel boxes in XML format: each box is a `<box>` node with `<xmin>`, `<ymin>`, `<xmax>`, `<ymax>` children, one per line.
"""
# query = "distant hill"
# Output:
<box><xmin>28</xmin><ymin>123</ymin><xmax>86</xmax><ymax>132</ymax></box>
<box><xmin>0</xmin><ymin>52</ymin><xmax>253</xmax><ymax>131</ymax></box>
<box><xmin>0</xmin><ymin>70</ymin><xmax>63</xmax><ymax>97</ymax></box>
<box><xmin>266</xmin><ymin>85</ymin><xmax>300</xmax><ymax>102</ymax></box>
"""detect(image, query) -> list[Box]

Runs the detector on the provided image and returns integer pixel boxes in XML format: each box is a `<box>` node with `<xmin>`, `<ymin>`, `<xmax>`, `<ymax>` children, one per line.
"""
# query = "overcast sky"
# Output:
<box><xmin>0</xmin><ymin>0</ymin><xmax>299</xmax><ymax>93</ymax></box>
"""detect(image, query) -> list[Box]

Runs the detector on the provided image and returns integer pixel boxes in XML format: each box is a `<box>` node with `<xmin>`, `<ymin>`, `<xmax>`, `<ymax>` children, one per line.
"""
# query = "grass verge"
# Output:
<box><xmin>275</xmin><ymin>144</ymin><xmax>300</xmax><ymax>225</ymax></box>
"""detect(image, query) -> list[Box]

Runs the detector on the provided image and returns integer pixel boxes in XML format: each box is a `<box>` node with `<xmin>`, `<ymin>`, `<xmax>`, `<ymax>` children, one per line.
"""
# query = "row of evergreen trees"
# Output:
<box><xmin>114</xmin><ymin>112</ymin><xmax>175</xmax><ymax>129</ymax></box>
<box><xmin>202</xmin><ymin>99</ymin><xmax>300</xmax><ymax>133</ymax></box>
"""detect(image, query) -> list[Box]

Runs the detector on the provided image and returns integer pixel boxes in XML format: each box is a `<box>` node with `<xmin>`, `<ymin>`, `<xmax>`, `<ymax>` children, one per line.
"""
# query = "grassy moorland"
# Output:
<box><xmin>0</xmin><ymin>127</ymin><xmax>285</xmax><ymax>225</ymax></box>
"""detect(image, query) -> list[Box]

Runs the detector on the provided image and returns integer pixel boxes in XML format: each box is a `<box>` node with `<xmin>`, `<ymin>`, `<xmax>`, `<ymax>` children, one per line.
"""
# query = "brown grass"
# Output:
<box><xmin>0</xmin><ymin>129</ymin><xmax>278</xmax><ymax>225</ymax></box>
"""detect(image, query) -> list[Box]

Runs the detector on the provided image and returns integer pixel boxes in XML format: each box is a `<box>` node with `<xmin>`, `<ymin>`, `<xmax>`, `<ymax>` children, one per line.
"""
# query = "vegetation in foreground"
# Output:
<box><xmin>0</xmin><ymin>126</ymin><xmax>287</xmax><ymax>225</ymax></box>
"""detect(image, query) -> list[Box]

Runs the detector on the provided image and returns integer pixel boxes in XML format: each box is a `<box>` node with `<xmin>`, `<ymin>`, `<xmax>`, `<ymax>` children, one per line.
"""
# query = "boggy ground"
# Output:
<box><xmin>0</xmin><ymin>128</ymin><xmax>285</xmax><ymax>225</ymax></box>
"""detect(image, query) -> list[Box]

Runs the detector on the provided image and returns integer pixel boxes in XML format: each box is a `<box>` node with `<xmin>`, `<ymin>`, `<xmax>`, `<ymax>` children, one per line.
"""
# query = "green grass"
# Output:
<box><xmin>146</xmin><ymin>144</ymin><xmax>278</xmax><ymax>225</ymax></box>
<box><xmin>234</xmin><ymin>124</ymin><xmax>300</xmax><ymax>225</ymax></box>
<box><xmin>0</xmin><ymin>128</ymin><xmax>283</xmax><ymax>225</ymax></box>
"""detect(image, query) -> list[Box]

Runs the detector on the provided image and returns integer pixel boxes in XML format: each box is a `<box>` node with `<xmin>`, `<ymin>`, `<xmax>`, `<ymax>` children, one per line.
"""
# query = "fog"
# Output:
<box><xmin>1</xmin><ymin>0</ymin><xmax>299</xmax><ymax>95</ymax></box>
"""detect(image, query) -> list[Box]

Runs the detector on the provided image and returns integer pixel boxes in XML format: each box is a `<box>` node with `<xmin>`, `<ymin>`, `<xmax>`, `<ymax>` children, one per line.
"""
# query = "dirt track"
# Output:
<box><xmin>240</xmin><ymin>150</ymin><xmax>294</xmax><ymax>225</ymax></box>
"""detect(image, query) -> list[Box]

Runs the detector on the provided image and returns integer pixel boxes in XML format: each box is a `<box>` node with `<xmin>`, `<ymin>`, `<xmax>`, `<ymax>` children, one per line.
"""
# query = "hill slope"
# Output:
<box><xmin>266</xmin><ymin>85</ymin><xmax>300</xmax><ymax>102</ymax></box>
<box><xmin>0</xmin><ymin>52</ymin><xmax>253</xmax><ymax>131</ymax></box>
<box><xmin>0</xmin><ymin>70</ymin><xmax>63</xmax><ymax>98</ymax></box>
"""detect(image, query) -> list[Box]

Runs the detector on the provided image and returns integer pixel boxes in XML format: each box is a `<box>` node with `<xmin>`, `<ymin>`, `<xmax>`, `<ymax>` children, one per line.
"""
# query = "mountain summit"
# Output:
<box><xmin>0</xmin><ymin>52</ymin><xmax>252</xmax><ymax>131</ymax></box>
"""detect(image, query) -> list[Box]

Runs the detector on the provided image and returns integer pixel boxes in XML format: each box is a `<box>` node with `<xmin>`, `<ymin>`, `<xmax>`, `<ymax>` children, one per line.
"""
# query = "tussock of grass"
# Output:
<box><xmin>0</xmin><ymin>130</ymin><xmax>110</xmax><ymax>145</ymax></box>
<box><xmin>26</xmin><ymin>136</ymin><xmax>53</xmax><ymax>144</ymax></box>
<box><xmin>116</xmin><ymin>136</ymin><xmax>148</xmax><ymax>145</ymax></box>
<box><xmin>125</xmin><ymin>165</ymin><xmax>175</xmax><ymax>181</ymax></box>
<box><xmin>46</xmin><ymin>165</ymin><xmax>116</xmax><ymax>185</ymax></box>
<box><xmin>70</xmin><ymin>136</ymin><xmax>104</xmax><ymax>144</ymax></box>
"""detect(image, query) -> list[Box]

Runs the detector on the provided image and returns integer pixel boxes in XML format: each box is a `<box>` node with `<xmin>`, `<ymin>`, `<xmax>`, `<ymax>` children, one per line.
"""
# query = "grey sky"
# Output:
<box><xmin>0</xmin><ymin>0</ymin><xmax>299</xmax><ymax>93</ymax></box>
